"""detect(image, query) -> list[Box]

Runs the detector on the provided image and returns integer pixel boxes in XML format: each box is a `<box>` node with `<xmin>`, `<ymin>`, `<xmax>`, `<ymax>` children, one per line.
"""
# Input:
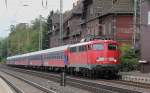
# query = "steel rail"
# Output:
<box><xmin>1</xmin><ymin>66</ymin><xmax>143</xmax><ymax>93</ymax></box>
<box><xmin>0</xmin><ymin>70</ymin><xmax>57</xmax><ymax>93</ymax></box>
<box><xmin>102</xmin><ymin>79</ymin><xmax>150</xmax><ymax>89</ymax></box>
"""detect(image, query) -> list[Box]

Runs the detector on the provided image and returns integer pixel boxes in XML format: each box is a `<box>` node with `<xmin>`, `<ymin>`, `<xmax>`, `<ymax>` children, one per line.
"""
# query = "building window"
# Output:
<box><xmin>103</xmin><ymin>24</ymin><xmax>106</xmax><ymax>35</ymax></box>
<box><xmin>112</xmin><ymin>0</ymin><xmax>118</xmax><ymax>4</ymax></box>
<box><xmin>90</xmin><ymin>6</ymin><xmax>94</xmax><ymax>15</ymax></box>
<box><xmin>52</xmin><ymin>25</ymin><xmax>55</xmax><ymax>30</ymax></box>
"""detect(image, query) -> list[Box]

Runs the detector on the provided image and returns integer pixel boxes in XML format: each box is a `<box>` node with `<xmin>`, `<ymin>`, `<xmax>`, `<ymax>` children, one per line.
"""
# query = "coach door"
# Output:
<box><xmin>69</xmin><ymin>46</ymin><xmax>78</xmax><ymax>66</ymax></box>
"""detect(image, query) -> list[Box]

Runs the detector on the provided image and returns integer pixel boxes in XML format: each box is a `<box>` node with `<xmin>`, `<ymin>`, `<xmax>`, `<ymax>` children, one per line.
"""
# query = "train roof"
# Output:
<box><xmin>70</xmin><ymin>40</ymin><xmax>117</xmax><ymax>47</ymax></box>
<box><xmin>7</xmin><ymin>40</ymin><xmax>117</xmax><ymax>60</ymax></box>
<box><xmin>70</xmin><ymin>41</ymin><xmax>91</xmax><ymax>47</ymax></box>
<box><xmin>41</xmin><ymin>44</ymin><xmax>69</xmax><ymax>54</ymax></box>
<box><xmin>7</xmin><ymin>45</ymin><xmax>70</xmax><ymax>59</ymax></box>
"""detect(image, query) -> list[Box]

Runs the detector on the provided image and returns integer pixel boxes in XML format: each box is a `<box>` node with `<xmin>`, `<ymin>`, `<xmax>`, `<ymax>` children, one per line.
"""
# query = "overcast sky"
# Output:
<box><xmin>0</xmin><ymin>0</ymin><xmax>77</xmax><ymax>38</ymax></box>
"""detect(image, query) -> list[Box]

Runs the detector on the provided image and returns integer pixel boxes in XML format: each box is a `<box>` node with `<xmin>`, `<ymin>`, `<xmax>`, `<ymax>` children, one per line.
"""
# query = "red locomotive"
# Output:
<box><xmin>6</xmin><ymin>39</ymin><xmax>120</xmax><ymax>78</ymax></box>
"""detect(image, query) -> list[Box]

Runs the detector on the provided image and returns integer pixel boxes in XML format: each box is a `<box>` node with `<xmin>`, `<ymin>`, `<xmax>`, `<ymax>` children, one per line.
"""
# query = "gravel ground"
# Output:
<box><xmin>119</xmin><ymin>71</ymin><xmax>150</xmax><ymax>77</ymax></box>
<box><xmin>94</xmin><ymin>80</ymin><xmax>150</xmax><ymax>93</ymax></box>
<box><xmin>70</xmin><ymin>77</ymin><xmax>150</xmax><ymax>93</ymax></box>
<box><xmin>0</xmin><ymin>78</ymin><xmax>14</xmax><ymax>93</ymax></box>
<box><xmin>1</xmin><ymin>68</ymin><xmax>91</xmax><ymax>93</ymax></box>
<box><xmin>119</xmin><ymin>71</ymin><xmax>150</xmax><ymax>84</ymax></box>
<box><xmin>0</xmin><ymin>71</ymin><xmax>46</xmax><ymax>93</ymax></box>
<box><xmin>2</xmin><ymin>65</ymin><xmax>150</xmax><ymax>93</ymax></box>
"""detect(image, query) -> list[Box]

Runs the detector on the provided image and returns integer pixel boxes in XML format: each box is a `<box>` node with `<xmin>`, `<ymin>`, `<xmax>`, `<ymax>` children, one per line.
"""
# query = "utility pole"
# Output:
<box><xmin>7</xmin><ymin>37</ymin><xmax>9</xmax><ymax>57</ymax></box>
<box><xmin>59</xmin><ymin>0</ymin><xmax>66</xmax><ymax>87</ymax></box>
<box><xmin>59</xmin><ymin>0</ymin><xmax>63</xmax><ymax>45</ymax></box>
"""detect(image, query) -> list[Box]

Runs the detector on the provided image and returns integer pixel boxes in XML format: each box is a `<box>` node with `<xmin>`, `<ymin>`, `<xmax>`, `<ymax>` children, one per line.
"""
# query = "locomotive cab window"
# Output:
<box><xmin>87</xmin><ymin>45</ymin><xmax>92</xmax><ymax>50</ymax></box>
<box><xmin>93</xmin><ymin>44</ymin><xmax>104</xmax><ymax>50</ymax></box>
<box><xmin>108</xmin><ymin>44</ymin><xmax>117</xmax><ymax>50</ymax></box>
<box><xmin>79</xmin><ymin>45</ymin><xmax>87</xmax><ymax>52</ymax></box>
<box><xmin>70</xmin><ymin>47</ymin><xmax>77</xmax><ymax>52</ymax></box>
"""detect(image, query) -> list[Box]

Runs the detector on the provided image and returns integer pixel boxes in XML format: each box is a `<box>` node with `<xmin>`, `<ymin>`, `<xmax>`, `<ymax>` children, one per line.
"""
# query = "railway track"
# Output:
<box><xmin>1</xmin><ymin>65</ymin><xmax>148</xmax><ymax>93</ymax></box>
<box><xmin>101</xmin><ymin>79</ymin><xmax>150</xmax><ymax>89</ymax></box>
<box><xmin>0</xmin><ymin>69</ymin><xmax>56</xmax><ymax>93</ymax></box>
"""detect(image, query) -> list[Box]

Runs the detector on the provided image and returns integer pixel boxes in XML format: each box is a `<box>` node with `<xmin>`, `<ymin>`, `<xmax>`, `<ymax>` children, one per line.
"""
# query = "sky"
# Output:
<box><xmin>0</xmin><ymin>0</ymin><xmax>77</xmax><ymax>38</ymax></box>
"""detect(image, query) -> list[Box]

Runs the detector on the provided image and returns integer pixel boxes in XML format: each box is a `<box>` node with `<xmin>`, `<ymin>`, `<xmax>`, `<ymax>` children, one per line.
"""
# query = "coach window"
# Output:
<box><xmin>54</xmin><ymin>55</ymin><xmax>56</xmax><ymax>59</ymax></box>
<box><xmin>57</xmin><ymin>55</ymin><xmax>59</xmax><ymax>59</ymax></box>
<box><xmin>49</xmin><ymin>54</ymin><xmax>52</xmax><ymax>59</ymax></box>
<box><xmin>93</xmin><ymin>44</ymin><xmax>104</xmax><ymax>50</ymax></box>
<box><xmin>53</xmin><ymin>55</ymin><xmax>55</xmax><ymax>59</ymax></box>
<box><xmin>49</xmin><ymin>54</ymin><xmax>51</xmax><ymax>59</ymax></box>
<box><xmin>55</xmin><ymin>53</ymin><xmax>57</xmax><ymax>59</ymax></box>
<box><xmin>61</xmin><ymin>54</ymin><xmax>63</xmax><ymax>59</ymax></box>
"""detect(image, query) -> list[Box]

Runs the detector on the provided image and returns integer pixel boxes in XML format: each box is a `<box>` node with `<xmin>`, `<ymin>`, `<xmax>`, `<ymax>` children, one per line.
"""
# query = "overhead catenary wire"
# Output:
<box><xmin>5</xmin><ymin>0</ymin><xmax>7</xmax><ymax>8</ymax></box>
<box><xmin>42</xmin><ymin>0</ymin><xmax>48</xmax><ymax>9</ymax></box>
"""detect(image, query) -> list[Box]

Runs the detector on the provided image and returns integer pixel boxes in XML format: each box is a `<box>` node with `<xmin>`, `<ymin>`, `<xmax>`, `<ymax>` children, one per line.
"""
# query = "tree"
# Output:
<box><xmin>4</xmin><ymin>13</ymin><xmax>54</xmax><ymax>56</ymax></box>
<box><xmin>42</xmin><ymin>11</ymin><xmax>53</xmax><ymax>49</ymax></box>
<box><xmin>0</xmin><ymin>39</ymin><xmax>8</xmax><ymax>62</ymax></box>
<box><xmin>120</xmin><ymin>45</ymin><xmax>140</xmax><ymax>71</ymax></box>
<box><xmin>8</xmin><ymin>16</ymin><xmax>47</xmax><ymax>56</ymax></box>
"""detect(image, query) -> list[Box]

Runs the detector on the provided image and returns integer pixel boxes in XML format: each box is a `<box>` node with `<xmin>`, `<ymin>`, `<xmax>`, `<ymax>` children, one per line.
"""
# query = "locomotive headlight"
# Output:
<box><xmin>96</xmin><ymin>57</ymin><xmax>105</xmax><ymax>61</ymax></box>
<box><xmin>108</xmin><ymin>57</ymin><xmax>115</xmax><ymax>61</ymax></box>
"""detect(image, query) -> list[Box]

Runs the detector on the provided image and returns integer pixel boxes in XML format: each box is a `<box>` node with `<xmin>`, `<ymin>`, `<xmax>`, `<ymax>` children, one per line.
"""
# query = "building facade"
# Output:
<box><xmin>140</xmin><ymin>0</ymin><xmax>150</xmax><ymax>64</ymax></box>
<box><xmin>138</xmin><ymin>0</ymin><xmax>150</xmax><ymax>73</ymax></box>
<box><xmin>49</xmin><ymin>0</ymin><xmax>135</xmax><ymax>48</ymax></box>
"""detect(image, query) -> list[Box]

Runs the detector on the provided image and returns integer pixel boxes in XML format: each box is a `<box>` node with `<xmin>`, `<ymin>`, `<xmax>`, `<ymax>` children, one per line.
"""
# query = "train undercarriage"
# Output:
<box><xmin>8</xmin><ymin>64</ymin><xmax>120</xmax><ymax>79</ymax></box>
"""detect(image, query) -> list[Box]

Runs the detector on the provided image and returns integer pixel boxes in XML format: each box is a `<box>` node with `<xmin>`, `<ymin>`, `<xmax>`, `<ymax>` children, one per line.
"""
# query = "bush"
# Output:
<box><xmin>120</xmin><ymin>45</ymin><xmax>140</xmax><ymax>72</ymax></box>
<box><xmin>0</xmin><ymin>56</ymin><xmax>6</xmax><ymax>63</ymax></box>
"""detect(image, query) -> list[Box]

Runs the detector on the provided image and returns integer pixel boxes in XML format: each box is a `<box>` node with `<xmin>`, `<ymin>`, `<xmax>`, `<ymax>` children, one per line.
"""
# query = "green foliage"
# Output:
<box><xmin>1</xmin><ymin>11</ymin><xmax>56</xmax><ymax>57</ymax></box>
<box><xmin>42</xmin><ymin>11</ymin><xmax>53</xmax><ymax>49</ymax></box>
<box><xmin>0</xmin><ymin>39</ymin><xmax>7</xmax><ymax>62</ymax></box>
<box><xmin>120</xmin><ymin>45</ymin><xmax>140</xmax><ymax>72</ymax></box>
<box><xmin>7</xmin><ymin>15</ymin><xmax>48</xmax><ymax>56</ymax></box>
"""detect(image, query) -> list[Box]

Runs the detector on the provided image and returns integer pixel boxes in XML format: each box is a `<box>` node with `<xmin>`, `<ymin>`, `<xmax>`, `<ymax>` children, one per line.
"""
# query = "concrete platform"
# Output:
<box><xmin>0</xmin><ymin>78</ymin><xmax>14</xmax><ymax>93</ymax></box>
<box><xmin>120</xmin><ymin>71</ymin><xmax>150</xmax><ymax>84</ymax></box>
